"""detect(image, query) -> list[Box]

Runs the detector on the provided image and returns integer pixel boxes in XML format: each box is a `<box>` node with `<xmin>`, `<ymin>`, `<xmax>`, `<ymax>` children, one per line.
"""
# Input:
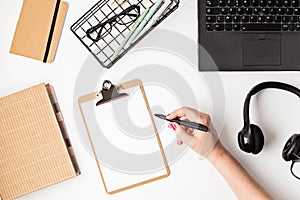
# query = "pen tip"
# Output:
<box><xmin>154</xmin><ymin>114</ymin><xmax>166</xmax><ymax>119</ymax></box>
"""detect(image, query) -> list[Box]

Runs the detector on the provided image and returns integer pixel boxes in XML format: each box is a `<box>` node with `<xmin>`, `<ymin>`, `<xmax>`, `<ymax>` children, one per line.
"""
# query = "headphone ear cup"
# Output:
<box><xmin>282</xmin><ymin>134</ymin><xmax>300</xmax><ymax>161</ymax></box>
<box><xmin>249</xmin><ymin>124</ymin><xmax>264</xmax><ymax>154</ymax></box>
<box><xmin>238</xmin><ymin>126</ymin><xmax>254</xmax><ymax>154</ymax></box>
<box><xmin>238</xmin><ymin>124</ymin><xmax>264</xmax><ymax>154</ymax></box>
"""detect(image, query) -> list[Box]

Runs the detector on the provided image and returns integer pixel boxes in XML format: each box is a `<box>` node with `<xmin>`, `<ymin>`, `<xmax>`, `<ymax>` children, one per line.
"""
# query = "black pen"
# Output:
<box><xmin>154</xmin><ymin>114</ymin><xmax>210</xmax><ymax>132</ymax></box>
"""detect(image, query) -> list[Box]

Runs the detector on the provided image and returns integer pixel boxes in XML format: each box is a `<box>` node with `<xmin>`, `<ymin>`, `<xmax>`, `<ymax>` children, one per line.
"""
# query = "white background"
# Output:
<box><xmin>1</xmin><ymin>0</ymin><xmax>300</xmax><ymax>199</ymax></box>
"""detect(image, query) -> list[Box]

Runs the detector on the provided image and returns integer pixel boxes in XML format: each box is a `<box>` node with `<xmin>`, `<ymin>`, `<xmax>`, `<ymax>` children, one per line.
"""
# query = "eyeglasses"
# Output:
<box><xmin>86</xmin><ymin>5</ymin><xmax>140</xmax><ymax>42</ymax></box>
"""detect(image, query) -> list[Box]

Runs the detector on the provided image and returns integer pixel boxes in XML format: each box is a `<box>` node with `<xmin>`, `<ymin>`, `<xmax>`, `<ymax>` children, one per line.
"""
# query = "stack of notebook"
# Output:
<box><xmin>0</xmin><ymin>83</ymin><xmax>80</xmax><ymax>200</ymax></box>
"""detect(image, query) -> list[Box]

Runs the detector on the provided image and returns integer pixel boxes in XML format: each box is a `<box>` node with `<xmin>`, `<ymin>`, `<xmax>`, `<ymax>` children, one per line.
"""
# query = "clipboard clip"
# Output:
<box><xmin>96</xmin><ymin>80</ymin><xmax>128</xmax><ymax>106</ymax></box>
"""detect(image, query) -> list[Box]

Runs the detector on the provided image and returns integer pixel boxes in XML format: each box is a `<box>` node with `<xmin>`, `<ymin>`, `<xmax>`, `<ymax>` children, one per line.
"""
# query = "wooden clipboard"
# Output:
<box><xmin>78</xmin><ymin>79</ymin><xmax>170</xmax><ymax>194</ymax></box>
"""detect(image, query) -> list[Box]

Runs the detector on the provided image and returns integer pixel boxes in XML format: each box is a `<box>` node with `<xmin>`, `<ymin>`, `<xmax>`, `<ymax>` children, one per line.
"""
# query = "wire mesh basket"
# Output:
<box><xmin>71</xmin><ymin>0</ymin><xmax>179</xmax><ymax>68</ymax></box>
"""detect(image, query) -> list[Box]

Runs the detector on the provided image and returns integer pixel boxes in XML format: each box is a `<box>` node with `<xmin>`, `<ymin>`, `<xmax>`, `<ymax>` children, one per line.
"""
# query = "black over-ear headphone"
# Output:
<box><xmin>238</xmin><ymin>81</ymin><xmax>300</xmax><ymax>180</ymax></box>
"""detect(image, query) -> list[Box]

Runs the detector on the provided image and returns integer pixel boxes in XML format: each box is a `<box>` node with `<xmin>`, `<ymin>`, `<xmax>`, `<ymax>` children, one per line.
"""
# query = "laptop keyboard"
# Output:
<box><xmin>206</xmin><ymin>0</ymin><xmax>300</xmax><ymax>31</ymax></box>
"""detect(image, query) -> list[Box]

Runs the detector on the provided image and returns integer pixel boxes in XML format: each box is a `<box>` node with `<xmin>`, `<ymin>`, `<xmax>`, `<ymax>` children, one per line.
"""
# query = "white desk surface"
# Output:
<box><xmin>1</xmin><ymin>0</ymin><xmax>300</xmax><ymax>199</ymax></box>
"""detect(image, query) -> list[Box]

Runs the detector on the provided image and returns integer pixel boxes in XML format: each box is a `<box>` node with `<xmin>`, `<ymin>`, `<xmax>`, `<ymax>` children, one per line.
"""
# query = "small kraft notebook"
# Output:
<box><xmin>0</xmin><ymin>83</ymin><xmax>80</xmax><ymax>200</ymax></box>
<box><xmin>10</xmin><ymin>0</ymin><xmax>68</xmax><ymax>63</ymax></box>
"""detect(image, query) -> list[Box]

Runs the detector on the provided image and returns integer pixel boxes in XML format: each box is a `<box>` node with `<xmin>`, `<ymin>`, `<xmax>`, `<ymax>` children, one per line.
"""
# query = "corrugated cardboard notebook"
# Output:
<box><xmin>10</xmin><ymin>0</ymin><xmax>68</xmax><ymax>63</ymax></box>
<box><xmin>0</xmin><ymin>83</ymin><xmax>80</xmax><ymax>200</ymax></box>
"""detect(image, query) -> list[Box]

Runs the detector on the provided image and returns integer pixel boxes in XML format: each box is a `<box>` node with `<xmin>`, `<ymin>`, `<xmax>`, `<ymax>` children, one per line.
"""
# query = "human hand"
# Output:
<box><xmin>167</xmin><ymin>106</ymin><xmax>219</xmax><ymax>157</ymax></box>
<box><xmin>167</xmin><ymin>108</ymin><xmax>273</xmax><ymax>199</ymax></box>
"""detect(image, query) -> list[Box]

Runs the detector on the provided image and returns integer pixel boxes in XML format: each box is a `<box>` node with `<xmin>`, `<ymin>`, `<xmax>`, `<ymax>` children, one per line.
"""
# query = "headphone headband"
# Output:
<box><xmin>243</xmin><ymin>81</ymin><xmax>300</xmax><ymax>127</ymax></box>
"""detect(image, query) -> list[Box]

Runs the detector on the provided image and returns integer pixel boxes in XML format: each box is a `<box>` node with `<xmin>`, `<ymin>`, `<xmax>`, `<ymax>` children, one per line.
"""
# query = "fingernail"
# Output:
<box><xmin>170</xmin><ymin>124</ymin><xmax>175</xmax><ymax>131</ymax></box>
<box><xmin>167</xmin><ymin>113</ymin><xmax>170</xmax><ymax>116</ymax></box>
<box><xmin>171</xmin><ymin>123</ymin><xmax>176</xmax><ymax>131</ymax></box>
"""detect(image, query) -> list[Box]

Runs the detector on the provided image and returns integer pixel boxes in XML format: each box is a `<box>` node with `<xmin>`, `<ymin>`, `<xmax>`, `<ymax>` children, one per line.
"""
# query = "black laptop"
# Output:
<box><xmin>198</xmin><ymin>0</ymin><xmax>300</xmax><ymax>71</ymax></box>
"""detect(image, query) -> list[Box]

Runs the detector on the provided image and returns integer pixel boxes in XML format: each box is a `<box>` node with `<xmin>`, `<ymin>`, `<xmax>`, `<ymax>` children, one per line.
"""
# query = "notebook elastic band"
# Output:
<box><xmin>43</xmin><ymin>0</ymin><xmax>61</xmax><ymax>63</ymax></box>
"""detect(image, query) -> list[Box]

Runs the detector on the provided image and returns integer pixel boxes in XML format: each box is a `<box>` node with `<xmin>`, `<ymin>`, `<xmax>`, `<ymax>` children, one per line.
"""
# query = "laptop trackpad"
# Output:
<box><xmin>242</xmin><ymin>34</ymin><xmax>281</xmax><ymax>66</ymax></box>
